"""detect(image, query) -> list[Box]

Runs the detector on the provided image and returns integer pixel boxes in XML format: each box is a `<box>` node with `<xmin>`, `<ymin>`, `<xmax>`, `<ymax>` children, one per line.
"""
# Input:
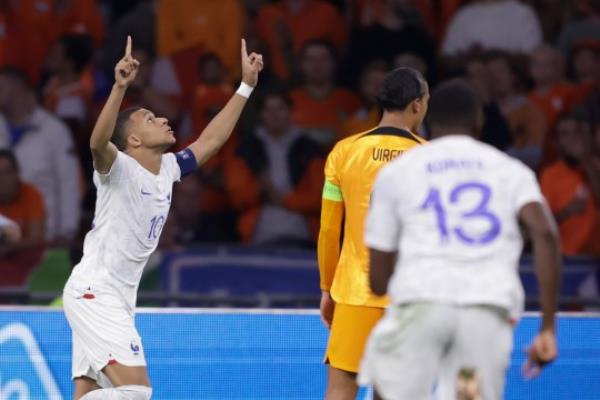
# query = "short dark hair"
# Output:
<box><xmin>111</xmin><ymin>107</ymin><xmax>142</xmax><ymax>151</ymax></box>
<box><xmin>377</xmin><ymin>67</ymin><xmax>426</xmax><ymax>112</ymax></box>
<box><xmin>0</xmin><ymin>149</ymin><xmax>19</xmax><ymax>170</ymax></box>
<box><xmin>59</xmin><ymin>34</ymin><xmax>94</xmax><ymax>74</ymax></box>
<box><xmin>427</xmin><ymin>80</ymin><xmax>482</xmax><ymax>133</ymax></box>
<box><xmin>0</xmin><ymin>66</ymin><xmax>31</xmax><ymax>90</ymax></box>
<box><xmin>258</xmin><ymin>89</ymin><xmax>293</xmax><ymax>111</ymax></box>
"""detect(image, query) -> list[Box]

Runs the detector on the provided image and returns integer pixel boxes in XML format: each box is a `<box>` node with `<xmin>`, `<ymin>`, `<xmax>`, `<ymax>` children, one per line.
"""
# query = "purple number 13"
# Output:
<box><xmin>421</xmin><ymin>182</ymin><xmax>501</xmax><ymax>245</ymax></box>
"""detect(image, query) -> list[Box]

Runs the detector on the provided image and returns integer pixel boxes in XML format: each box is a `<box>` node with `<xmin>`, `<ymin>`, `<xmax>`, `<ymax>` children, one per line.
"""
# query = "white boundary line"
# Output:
<box><xmin>0</xmin><ymin>306</ymin><xmax>599</xmax><ymax>317</ymax></box>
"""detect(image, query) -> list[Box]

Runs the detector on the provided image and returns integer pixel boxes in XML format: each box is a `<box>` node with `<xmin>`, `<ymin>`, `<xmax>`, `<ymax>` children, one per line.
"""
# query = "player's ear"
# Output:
<box><xmin>128</xmin><ymin>132</ymin><xmax>142</xmax><ymax>149</ymax></box>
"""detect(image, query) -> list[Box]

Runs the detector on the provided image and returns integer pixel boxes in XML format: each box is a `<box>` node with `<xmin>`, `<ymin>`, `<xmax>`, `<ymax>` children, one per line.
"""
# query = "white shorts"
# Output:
<box><xmin>358</xmin><ymin>302</ymin><xmax>513</xmax><ymax>400</ymax></box>
<box><xmin>63</xmin><ymin>280</ymin><xmax>147</xmax><ymax>385</ymax></box>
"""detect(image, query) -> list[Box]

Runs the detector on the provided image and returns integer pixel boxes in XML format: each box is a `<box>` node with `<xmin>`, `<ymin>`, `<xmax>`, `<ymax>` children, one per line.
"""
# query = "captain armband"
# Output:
<box><xmin>322</xmin><ymin>180</ymin><xmax>343</xmax><ymax>202</ymax></box>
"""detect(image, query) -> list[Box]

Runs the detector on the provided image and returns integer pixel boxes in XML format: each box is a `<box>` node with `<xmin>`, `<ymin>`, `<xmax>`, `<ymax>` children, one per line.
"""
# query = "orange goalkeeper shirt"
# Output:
<box><xmin>318</xmin><ymin>126</ymin><xmax>426</xmax><ymax>307</ymax></box>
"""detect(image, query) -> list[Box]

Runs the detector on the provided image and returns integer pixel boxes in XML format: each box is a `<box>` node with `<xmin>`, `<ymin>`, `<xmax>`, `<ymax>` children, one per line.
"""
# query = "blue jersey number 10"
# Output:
<box><xmin>421</xmin><ymin>182</ymin><xmax>501</xmax><ymax>245</ymax></box>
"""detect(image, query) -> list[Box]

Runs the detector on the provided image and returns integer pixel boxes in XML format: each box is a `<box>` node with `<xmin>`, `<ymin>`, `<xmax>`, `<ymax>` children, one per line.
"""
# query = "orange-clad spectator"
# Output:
<box><xmin>52</xmin><ymin>0</ymin><xmax>105</xmax><ymax>46</ymax></box>
<box><xmin>291</xmin><ymin>40</ymin><xmax>361</xmax><ymax>147</ymax></box>
<box><xmin>529</xmin><ymin>45</ymin><xmax>581</xmax><ymax>165</ymax></box>
<box><xmin>540</xmin><ymin>114</ymin><xmax>600</xmax><ymax>256</ymax></box>
<box><xmin>570</xmin><ymin>40</ymin><xmax>600</xmax><ymax>103</ymax></box>
<box><xmin>4</xmin><ymin>0</ymin><xmax>55</xmax><ymax>83</ymax></box>
<box><xmin>225</xmin><ymin>90</ymin><xmax>324</xmax><ymax>246</ymax></box>
<box><xmin>339</xmin><ymin>61</ymin><xmax>387</xmax><ymax>138</ymax></box>
<box><xmin>352</xmin><ymin>0</ymin><xmax>464</xmax><ymax>43</ymax></box>
<box><xmin>487</xmin><ymin>51</ymin><xmax>548</xmax><ymax>170</ymax></box>
<box><xmin>43</xmin><ymin>34</ymin><xmax>94</xmax><ymax>124</ymax></box>
<box><xmin>182</xmin><ymin>53</ymin><xmax>235</xmax><ymax>215</ymax></box>
<box><xmin>256</xmin><ymin>0</ymin><xmax>348</xmax><ymax>81</ymax></box>
<box><xmin>156</xmin><ymin>0</ymin><xmax>244</xmax><ymax>80</ymax></box>
<box><xmin>529</xmin><ymin>45</ymin><xmax>579</xmax><ymax>126</ymax></box>
<box><xmin>0</xmin><ymin>150</ymin><xmax>45</xmax><ymax>287</ymax></box>
<box><xmin>191</xmin><ymin>54</ymin><xmax>235</xmax><ymax>134</ymax></box>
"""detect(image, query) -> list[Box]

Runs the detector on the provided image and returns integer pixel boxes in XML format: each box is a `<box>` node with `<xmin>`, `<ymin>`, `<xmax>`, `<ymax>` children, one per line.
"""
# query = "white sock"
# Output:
<box><xmin>79</xmin><ymin>385</ymin><xmax>152</xmax><ymax>399</ymax></box>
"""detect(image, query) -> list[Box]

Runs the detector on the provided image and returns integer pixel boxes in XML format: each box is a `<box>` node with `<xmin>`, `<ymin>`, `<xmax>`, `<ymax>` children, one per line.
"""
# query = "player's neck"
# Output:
<box><xmin>378</xmin><ymin>113</ymin><xmax>415</xmax><ymax>133</ymax></box>
<box><xmin>128</xmin><ymin>148</ymin><xmax>163</xmax><ymax>175</ymax></box>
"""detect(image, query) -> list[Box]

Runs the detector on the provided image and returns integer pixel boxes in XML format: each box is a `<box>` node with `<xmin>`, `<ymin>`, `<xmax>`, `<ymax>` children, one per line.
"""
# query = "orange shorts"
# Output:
<box><xmin>325</xmin><ymin>303</ymin><xmax>385</xmax><ymax>373</ymax></box>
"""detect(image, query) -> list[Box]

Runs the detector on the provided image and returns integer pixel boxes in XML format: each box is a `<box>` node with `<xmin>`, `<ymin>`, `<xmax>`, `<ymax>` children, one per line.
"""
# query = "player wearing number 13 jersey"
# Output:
<box><xmin>359</xmin><ymin>81</ymin><xmax>561</xmax><ymax>400</ymax></box>
<box><xmin>62</xmin><ymin>36</ymin><xmax>263</xmax><ymax>399</ymax></box>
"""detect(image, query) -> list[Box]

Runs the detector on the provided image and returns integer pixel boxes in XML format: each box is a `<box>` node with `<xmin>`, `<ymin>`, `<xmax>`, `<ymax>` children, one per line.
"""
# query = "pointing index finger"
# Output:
<box><xmin>125</xmin><ymin>35</ymin><xmax>132</xmax><ymax>58</ymax></box>
<box><xmin>241</xmin><ymin>38</ymin><xmax>247</xmax><ymax>59</ymax></box>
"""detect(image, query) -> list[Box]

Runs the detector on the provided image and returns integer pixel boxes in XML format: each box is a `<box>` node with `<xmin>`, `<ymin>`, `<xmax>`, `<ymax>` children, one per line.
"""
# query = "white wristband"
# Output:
<box><xmin>236</xmin><ymin>82</ymin><xmax>254</xmax><ymax>98</ymax></box>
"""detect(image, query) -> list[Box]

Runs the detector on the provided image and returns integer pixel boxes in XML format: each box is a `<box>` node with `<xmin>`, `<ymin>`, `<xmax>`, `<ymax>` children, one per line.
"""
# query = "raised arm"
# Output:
<box><xmin>186</xmin><ymin>39</ymin><xmax>263</xmax><ymax>166</ymax></box>
<box><xmin>90</xmin><ymin>36</ymin><xmax>140</xmax><ymax>174</ymax></box>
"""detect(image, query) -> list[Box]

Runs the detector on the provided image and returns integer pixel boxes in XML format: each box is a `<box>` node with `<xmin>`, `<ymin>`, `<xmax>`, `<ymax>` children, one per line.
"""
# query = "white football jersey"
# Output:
<box><xmin>365</xmin><ymin>136</ymin><xmax>546</xmax><ymax>319</ymax></box>
<box><xmin>68</xmin><ymin>151</ymin><xmax>181</xmax><ymax>310</ymax></box>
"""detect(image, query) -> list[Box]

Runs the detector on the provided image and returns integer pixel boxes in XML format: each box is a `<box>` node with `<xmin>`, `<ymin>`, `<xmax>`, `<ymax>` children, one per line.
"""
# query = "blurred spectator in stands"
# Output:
<box><xmin>256</xmin><ymin>0</ymin><xmax>348</xmax><ymax>82</ymax></box>
<box><xmin>43</xmin><ymin>34</ymin><xmax>94</xmax><ymax>126</ymax></box>
<box><xmin>0</xmin><ymin>213</ymin><xmax>21</xmax><ymax>247</ymax></box>
<box><xmin>2</xmin><ymin>0</ymin><xmax>104</xmax><ymax>84</ymax></box>
<box><xmin>291</xmin><ymin>40</ymin><xmax>361</xmax><ymax>147</ymax></box>
<box><xmin>0</xmin><ymin>67</ymin><xmax>80</xmax><ymax>244</ymax></box>
<box><xmin>52</xmin><ymin>0</ymin><xmax>105</xmax><ymax>46</ymax></box>
<box><xmin>541</xmin><ymin>113</ymin><xmax>600</xmax><ymax>256</ymax></box>
<box><xmin>123</xmin><ymin>48</ymin><xmax>181</xmax><ymax>125</ymax></box>
<box><xmin>0</xmin><ymin>150</ymin><xmax>45</xmax><ymax>286</ymax></box>
<box><xmin>570</xmin><ymin>40</ymin><xmax>600</xmax><ymax>101</ymax></box>
<box><xmin>487</xmin><ymin>51</ymin><xmax>548</xmax><ymax>170</ymax></box>
<box><xmin>343</xmin><ymin>0</ymin><xmax>436</xmax><ymax>86</ymax></box>
<box><xmin>160</xmin><ymin>174</ymin><xmax>238</xmax><ymax>250</ymax></box>
<box><xmin>393</xmin><ymin>52</ymin><xmax>428</xmax><ymax>78</ymax></box>
<box><xmin>339</xmin><ymin>61</ymin><xmax>387</xmax><ymax>138</ymax></box>
<box><xmin>191</xmin><ymin>54</ymin><xmax>235</xmax><ymax>134</ymax></box>
<box><xmin>101</xmin><ymin>0</ymin><xmax>156</xmax><ymax>77</ymax></box>
<box><xmin>156</xmin><ymin>0</ymin><xmax>244</xmax><ymax>90</ymax></box>
<box><xmin>558</xmin><ymin>0</ymin><xmax>600</xmax><ymax>54</ymax></box>
<box><xmin>464</xmin><ymin>57</ymin><xmax>513</xmax><ymax>150</ymax></box>
<box><xmin>442</xmin><ymin>0</ymin><xmax>542</xmax><ymax>56</ymax></box>
<box><xmin>529</xmin><ymin>45</ymin><xmax>578</xmax><ymax>127</ymax></box>
<box><xmin>225</xmin><ymin>91</ymin><xmax>324</xmax><ymax>247</ymax></box>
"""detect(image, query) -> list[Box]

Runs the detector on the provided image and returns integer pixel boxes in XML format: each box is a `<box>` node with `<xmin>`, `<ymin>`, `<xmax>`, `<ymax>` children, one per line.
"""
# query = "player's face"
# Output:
<box><xmin>128</xmin><ymin>109</ymin><xmax>176</xmax><ymax>150</ymax></box>
<box><xmin>0</xmin><ymin>158</ymin><xmax>19</xmax><ymax>202</ymax></box>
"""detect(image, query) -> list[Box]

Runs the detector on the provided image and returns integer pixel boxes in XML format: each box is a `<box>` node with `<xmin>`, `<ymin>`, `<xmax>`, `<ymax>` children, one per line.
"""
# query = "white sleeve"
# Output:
<box><xmin>96</xmin><ymin>151</ymin><xmax>133</xmax><ymax>185</ymax></box>
<box><xmin>162</xmin><ymin>153</ymin><xmax>182</xmax><ymax>183</ymax></box>
<box><xmin>52</xmin><ymin>122</ymin><xmax>81</xmax><ymax>239</ymax></box>
<box><xmin>513</xmin><ymin>164</ymin><xmax>545</xmax><ymax>211</ymax></box>
<box><xmin>364</xmin><ymin>165</ymin><xmax>402</xmax><ymax>252</ymax></box>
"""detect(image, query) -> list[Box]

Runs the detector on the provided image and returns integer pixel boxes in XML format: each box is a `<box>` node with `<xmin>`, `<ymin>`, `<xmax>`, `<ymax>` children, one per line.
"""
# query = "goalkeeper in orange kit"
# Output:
<box><xmin>318</xmin><ymin>68</ymin><xmax>430</xmax><ymax>399</ymax></box>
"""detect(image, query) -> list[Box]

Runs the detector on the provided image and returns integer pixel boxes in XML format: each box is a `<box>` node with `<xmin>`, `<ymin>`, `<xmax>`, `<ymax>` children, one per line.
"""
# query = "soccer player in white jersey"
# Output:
<box><xmin>358</xmin><ymin>80</ymin><xmax>561</xmax><ymax>400</ymax></box>
<box><xmin>62</xmin><ymin>36</ymin><xmax>263</xmax><ymax>400</ymax></box>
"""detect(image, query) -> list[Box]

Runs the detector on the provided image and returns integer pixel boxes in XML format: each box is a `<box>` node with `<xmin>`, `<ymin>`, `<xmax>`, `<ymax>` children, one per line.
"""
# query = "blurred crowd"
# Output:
<box><xmin>1</xmin><ymin>0</ymin><xmax>600</xmax><ymax>287</ymax></box>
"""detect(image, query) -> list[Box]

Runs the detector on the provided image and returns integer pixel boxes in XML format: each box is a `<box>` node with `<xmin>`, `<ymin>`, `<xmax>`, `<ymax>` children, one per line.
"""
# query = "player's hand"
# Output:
<box><xmin>241</xmin><ymin>38</ymin><xmax>264</xmax><ymax>87</ymax></box>
<box><xmin>320</xmin><ymin>291</ymin><xmax>335</xmax><ymax>329</ymax></box>
<box><xmin>522</xmin><ymin>329</ymin><xmax>557</xmax><ymax>379</ymax></box>
<box><xmin>115</xmin><ymin>36</ymin><xmax>141</xmax><ymax>89</ymax></box>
